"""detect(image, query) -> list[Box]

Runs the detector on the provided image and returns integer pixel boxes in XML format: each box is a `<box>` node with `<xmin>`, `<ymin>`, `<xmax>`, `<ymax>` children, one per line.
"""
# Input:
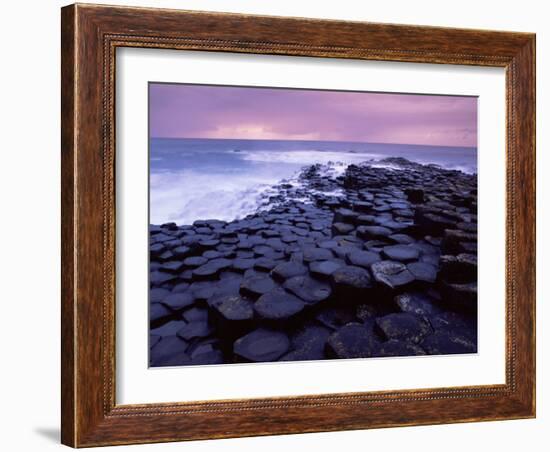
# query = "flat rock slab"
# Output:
<box><xmin>382</xmin><ymin>245</ymin><xmax>420</xmax><ymax>262</ymax></box>
<box><xmin>150</xmin><ymin>288</ymin><xmax>170</xmax><ymax>304</ymax></box>
<box><xmin>271</xmin><ymin>261</ymin><xmax>308</xmax><ymax>281</ymax></box>
<box><xmin>371</xmin><ymin>260</ymin><xmax>415</xmax><ymax>289</ymax></box>
<box><xmin>176</xmin><ymin>320</ymin><xmax>214</xmax><ymax>341</ymax></box>
<box><xmin>394</xmin><ymin>292</ymin><xmax>443</xmax><ymax>317</ymax></box>
<box><xmin>254</xmin><ymin>288</ymin><xmax>305</xmax><ymax>320</ymax></box>
<box><xmin>150</xmin><ymin>302</ymin><xmax>172</xmax><ymax>324</ymax></box>
<box><xmin>150</xmin><ymin>320</ymin><xmax>187</xmax><ymax>337</ymax></box>
<box><xmin>375</xmin><ymin>313</ymin><xmax>432</xmax><ymax>344</ymax></box>
<box><xmin>421</xmin><ymin>330</ymin><xmax>477</xmax><ymax>355</ymax></box>
<box><xmin>309</xmin><ymin>259</ymin><xmax>345</xmax><ymax>279</ymax></box>
<box><xmin>213</xmin><ymin>294</ymin><xmax>254</xmax><ymax>321</ymax></box>
<box><xmin>407</xmin><ymin>261</ymin><xmax>438</xmax><ymax>283</ymax></box>
<box><xmin>283</xmin><ymin>275</ymin><xmax>332</xmax><ymax>305</ymax></box>
<box><xmin>150</xmin><ymin>336</ymin><xmax>190</xmax><ymax>367</ymax></box>
<box><xmin>375</xmin><ymin>339</ymin><xmax>426</xmax><ymax>357</ymax></box>
<box><xmin>240</xmin><ymin>274</ymin><xmax>277</xmax><ymax>299</ymax></box>
<box><xmin>160</xmin><ymin>292</ymin><xmax>195</xmax><ymax>311</ymax></box>
<box><xmin>302</xmin><ymin>247</ymin><xmax>335</xmax><ymax>262</ymax></box>
<box><xmin>233</xmin><ymin>328</ymin><xmax>290</xmax><ymax>362</ymax></box>
<box><xmin>326</xmin><ymin>323</ymin><xmax>380</xmax><ymax>359</ymax></box>
<box><xmin>346</xmin><ymin>250</ymin><xmax>380</xmax><ymax>268</ymax></box>
<box><xmin>331</xmin><ymin>265</ymin><xmax>373</xmax><ymax>292</ymax></box>
<box><xmin>357</xmin><ymin>225</ymin><xmax>392</xmax><ymax>240</ymax></box>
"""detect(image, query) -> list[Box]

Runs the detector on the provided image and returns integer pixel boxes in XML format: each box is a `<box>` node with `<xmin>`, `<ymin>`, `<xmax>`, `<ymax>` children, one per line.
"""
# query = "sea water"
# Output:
<box><xmin>150</xmin><ymin>138</ymin><xmax>477</xmax><ymax>225</ymax></box>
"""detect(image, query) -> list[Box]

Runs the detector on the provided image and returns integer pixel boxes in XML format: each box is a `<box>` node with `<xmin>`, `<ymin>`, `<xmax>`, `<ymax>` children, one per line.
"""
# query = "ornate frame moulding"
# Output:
<box><xmin>61</xmin><ymin>3</ymin><xmax>535</xmax><ymax>447</ymax></box>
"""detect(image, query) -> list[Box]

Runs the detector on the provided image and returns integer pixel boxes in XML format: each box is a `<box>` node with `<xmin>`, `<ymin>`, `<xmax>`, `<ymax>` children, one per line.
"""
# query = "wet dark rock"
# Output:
<box><xmin>271</xmin><ymin>261</ymin><xmax>308</xmax><ymax>281</ymax></box>
<box><xmin>371</xmin><ymin>260</ymin><xmax>415</xmax><ymax>290</ymax></box>
<box><xmin>388</xmin><ymin>234</ymin><xmax>415</xmax><ymax>245</ymax></box>
<box><xmin>394</xmin><ymin>292</ymin><xmax>443</xmax><ymax>317</ymax></box>
<box><xmin>440</xmin><ymin>281</ymin><xmax>477</xmax><ymax>312</ymax></box>
<box><xmin>407</xmin><ymin>261</ymin><xmax>438</xmax><ymax>283</ymax></box>
<box><xmin>182</xmin><ymin>307</ymin><xmax>209</xmax><ymax>323</ymax></box>
<box><xmin>332</xmin><ymin>222</ymin><xmax>355</xmax><ymax>235</ymax></box>
<box><xmin>280</xmin><ymin>324</ymin><xmax>331</xmax><ymax>361</ymax></box>
<box><xmin>150</xmin><ymin>336</ymin><xmax>190</xmax><ymax>367</ymax></box>
<box><xmin>254</xmin><ymin>288</ymin><xmax>305</xmax><ymax>320</ymax></box>
<box><xmin>150</xmin><ymin>271</ymin><xmax>177</xmax><ymax>287</ymax></box>
<box><xmin>315</xmin><ymin>306</ymin><xmax>357</xmax><ymax>330</ymax></box>
<box><xmin>346</xmin><ymin>250</ymin><xmax>380</xmax><ymax>268</ymax></box>
<box><xmin>326</xmin><ymin>323</ymin><xmax>381</xmax><ymax>359</ymax></box>
<box><xmin>404</xmin><ymin>188</ymin><xmax>424</xmax><ymax>203</ymax></box>
<box><xmin>233</xmin><ymin>328</ymin><xmax>290</xmax><ymax>362</ymax></box>
<box><xmin>189</xmin><ymin>345</ymin><xmax>224</xmax><ymax>365</ymax></box>
<box><xmin>375</xmin><ymin>313</ymin><xmax>432</xmax><ymax>344</ymax></box>
<box><xmin>213</xmin><ymin>294</ymin><xmax>254</xmax><ymax>322</ymax></box>
<box><xmin>183</xmin><ymin>256</ymin><xmax>208</xmax><ymax>268</ymax></box>
<box><xmin>176</xmin><ymin>320</ymin><xmax>214</xmax><ymax>341</ymax></box>
<box><xmin>382</xmin><ymin>245</ymin><xmax>420</xmax><ymax>262</ymax></box>
<box><xmin>240</xmin><ymin>274</ymin><xmax>277</xmax><ymax>299</ymax></box>
<box><xmin>356</xmin><ymin>304</ymin><xmax>378</xmax><ymax>322</ymax></box>
<box><xmin>150</xmin><ymin>288</ymin><xmax>170</xmax><ymax>304</ymax></box>
<box><xmin>160</xmin><ymin>292</ymin><xmax>195</xmax><ymax>311</ymax></box>
<box><xmin>151</xmin><ymin>320</ymin><xmax>187</xmax><ymax>337</ymax></box>
<box><xmin>309</xmin><ymin>259</ymin><xmax>345</xmax><ymax>279</ymax></box>
<box><xmin>331</xmin><ymin>265</ymin><xmax>373</xmax><ymax>298</ymax></box>
<box><xmin>283</xmin><ymin>275</ymin><xmax>332</xmax><ymax>305</ymax></box>
<box><xmin>150</xmin><ymin>302</ymin><xmax>172</xmax><ymax>325</ymax></box>
<box><xmin>356</xmin><ymin>225</ymin><xmax>392</xmax><ymax>240</ymax></box>
<box><xmin>440</xmin><ymin>253</ymin><xmax>477</xmax><ymax>283</ymax></box>
<box><xmin>232</xmin><ymin>258</ymin><xmax>256</xmax><ymax>272</ymax></box>
<box><xmin>375</xmin><ymin>339</ymin><xmax>426</xmax><ymax>357</ymax></box>
<box><xmin>422</xmin><ymin>330</ymin><xmax>477</xmax><ymax>355</ymax></box>
<box><xmin>302</xmin><ymin>247</ymin><xmax>334</xmax><ymax>262</ymax></box>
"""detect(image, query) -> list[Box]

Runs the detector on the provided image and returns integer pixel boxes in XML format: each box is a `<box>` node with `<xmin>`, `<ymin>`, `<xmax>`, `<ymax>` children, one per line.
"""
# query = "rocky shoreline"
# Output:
<box><xmin>149</xmin><ymin>157</ymin><xmax>478</xmax><ymax>366</ymax></box>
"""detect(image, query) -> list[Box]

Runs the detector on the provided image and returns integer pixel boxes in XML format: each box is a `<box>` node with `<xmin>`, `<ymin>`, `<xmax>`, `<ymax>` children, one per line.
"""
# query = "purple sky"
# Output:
<box><xmin>149</xmin><ymin>83</ymin><xmax>477</xmax><ymax>147</ymax></box>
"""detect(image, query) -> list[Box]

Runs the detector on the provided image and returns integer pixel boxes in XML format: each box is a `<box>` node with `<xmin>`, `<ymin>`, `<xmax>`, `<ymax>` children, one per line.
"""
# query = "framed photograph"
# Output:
<box><xmin>61</xmin><ymin>3</ymin><xmax>536</xmax><ymax>447</ymax></box>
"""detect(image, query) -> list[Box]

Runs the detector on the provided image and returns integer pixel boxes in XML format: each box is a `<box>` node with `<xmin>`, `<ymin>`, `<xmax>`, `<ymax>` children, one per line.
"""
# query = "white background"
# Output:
<box><xmin>0</xmin><ymin>0</ymin><xmax>546</xmax><ymax>451</ymax></box>
<box><xmin>117</xmin><ymin>49</ymin><xmax>505</xmax><ymax>404</ymax></box>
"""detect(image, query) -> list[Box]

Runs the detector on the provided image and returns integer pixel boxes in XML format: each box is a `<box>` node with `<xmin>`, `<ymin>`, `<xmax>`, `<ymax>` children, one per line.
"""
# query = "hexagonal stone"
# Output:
<box><xmin>233</xmin><ymin>328</ymin><xmax>290</xmax><ymax>362</ymax></box>
<box><xmin>381</xmin><ymin>245</ymin><xmax>420</xmax><ymax>262</ymax></box>
<box><xmin>375</xmin><ymin>313</ymin><xmax>432</xmax><ymax>344</ymax></box>
<box><xmin>356</xmin><ymin>226</ymin><xmax>393</xmax><ymax>240</ymax></box>
<box><xmin>176</xmin><ymin>320</ymin><xmax>214</xmax><ymax>341</ymax></box>
<box><xmin>150</xmin><ymin>271</ymin><xmax>177</xmax><ymax>286</ymax></box>
<box><xmin>407</xmin><ymin>261</ymin><xmax>438</xmax><ymax>283</ymax></box>
<box><xmin>394</xmin><ymin>292</ymin><xmax>443</xmax><ymax>317</ymax></box>
<box><xmin>346</xmin><ymin>250</ymin><xmax>380</xmax><ymax>268</ymax></box>
<box><xmin>150</xmin><ymin>302</ymin><xmax>172</xmax><ymax>324</ymax></box>
<box><xmin>149</xmin><ymin>336</ymin><xmax>190</xmax><ymax>367</ymax></box>
<box><xmin>214</xmin><ymin>294</ymin><xmax>254</xmax><ymax>322</ymax></box>
<box><xmin>326</xmin><ymin>323</ymin><xmax>380</xmax><ymax>359</ymax></box>
<box><xmin>183</xmin><ymin>256</ymin><xmax>208</xmax><ymax>268</ymax></box>
<box><xmin>160</xmin><ymin>292</ymin><xmax>194</xmax><ymax>311</ymax></box>
<box><xmin>189</xmin><ymin>344</ymin><xmax>224</xmax><ymax>365</ymax></box>
<box><xmin>151</xmin><ymin>320</ymin><xmax>187</xmax><ymax>337</ymax></box>
<box><xmin>440</xmin><ymin>281</ymin><xmax>477</xmax><ymax>312</ymax></box>
<box><xmin>421</xmin><ymin>330</ymin><xmax>477</xmax><ymax>355</ymax></box>
<box><xmin>240</xmin><ymin>274</ymin><xmax>277</xmax><ymax>299</ymax></box>
<box><xmin>254</xmin><ymin>288</ymin><xmax>305</xmax><ymax>320</ymax></box>
<box><xmin>271</xmin><ymin>261</ymin><xmax>308</xmax><ymax>281</ymax></box>
<box><xmin>309</xmin><ymin>260</ymin><xmax>345</xmax><ymax>279</ymax></box>
<box><xmin>331</xmin><ymin>265</ymin><xmax>373</xmax><ymax>292</ymax></box>
<box><xmin>371</xmin><ymin>260</ymin><xmax>415</xmax><ymax>289</ymax></box>
<box><xmin>302</xmin><ymin>247</ymin><xmax>334</xmax><ymax>262</ymax></box>
<box><xmin>182</xmin><ymin>307</ymin><xmax>209</xmax><ymax>323</ymax></box>
<box><xmin>232</xmin><ymin>258</ymin><xmax>256</xmax><ymax>272</ymax></box>
<box><xmin>388</xmin><ymin>234</ymin><xmax>415</xmax><ymax>245</ymax></box>
<box><xmin>254</xmin><ymin>257</ymin><xmax>278</xmax><ymax>271</ymax></box>
<box><xmin>150</xmin><ymin>288</ymin><xmax>170</xmax><ymax>303</ymax></box>
<box><xmin>375</xmin><ymin>339</ymin><xmax>426</xmax><ymax>357</ymax></box>
<box><xmin>283</xmin><ymin>275</ymin><xmax>332</xmax><ymax>305</ymax></box>
<box><xmin>332</xmin><ymin>222</ymin><xmax>355</xmax><ymax>235</ymax></box>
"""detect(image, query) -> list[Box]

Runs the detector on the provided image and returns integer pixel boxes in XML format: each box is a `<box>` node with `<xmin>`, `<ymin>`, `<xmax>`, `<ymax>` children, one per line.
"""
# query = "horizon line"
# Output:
<box><xmin>149</xmin><ymin>136</ymin><xmax>477</xmax><ymax>149</ymax></box>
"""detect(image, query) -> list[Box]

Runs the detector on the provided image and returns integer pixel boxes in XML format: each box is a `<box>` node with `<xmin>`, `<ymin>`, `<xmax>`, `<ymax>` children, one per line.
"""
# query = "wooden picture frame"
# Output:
<box><xmin>61</xmin><ymin>3</ymin><xmax>536</xmax><ymax>447</ymax></box>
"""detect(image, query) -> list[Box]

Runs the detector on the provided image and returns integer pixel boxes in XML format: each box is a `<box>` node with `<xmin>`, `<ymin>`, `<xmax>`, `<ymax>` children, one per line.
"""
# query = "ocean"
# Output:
<box><xmin>149</xmin><ymin>138</ymin><xmax>477</xmax><ymax>226</ymax></box>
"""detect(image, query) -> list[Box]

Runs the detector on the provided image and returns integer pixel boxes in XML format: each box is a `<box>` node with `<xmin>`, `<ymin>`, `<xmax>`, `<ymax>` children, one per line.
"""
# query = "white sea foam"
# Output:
<box><xmin>240</xmin><ymin>149</ymin><xmax>382</xmax><ymax>166</ymax></box>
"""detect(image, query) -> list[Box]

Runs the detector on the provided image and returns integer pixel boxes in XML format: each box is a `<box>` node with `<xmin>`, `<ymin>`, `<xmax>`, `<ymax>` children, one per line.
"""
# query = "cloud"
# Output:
<box><xmin>149</xmin><ymin>84</ymin><xmax>477</xmax><ymax>147</ymax></box>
